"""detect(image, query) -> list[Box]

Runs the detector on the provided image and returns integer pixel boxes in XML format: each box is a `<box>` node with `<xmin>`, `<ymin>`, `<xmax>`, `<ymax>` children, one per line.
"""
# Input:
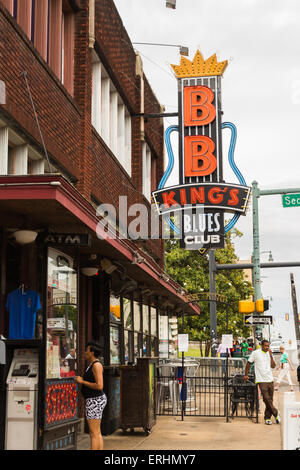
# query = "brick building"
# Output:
<box><xmin>0</xmin><ymin>0</ymin><xmax>199</xmax><ymax>449</ymax></box>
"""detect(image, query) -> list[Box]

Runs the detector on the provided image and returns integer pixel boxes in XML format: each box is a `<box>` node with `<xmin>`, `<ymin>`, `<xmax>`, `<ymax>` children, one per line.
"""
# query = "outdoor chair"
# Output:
<box><xmin>156</xmin><ymin>365</ymin><xmax>177</xmax><ymax>415</ymax></box>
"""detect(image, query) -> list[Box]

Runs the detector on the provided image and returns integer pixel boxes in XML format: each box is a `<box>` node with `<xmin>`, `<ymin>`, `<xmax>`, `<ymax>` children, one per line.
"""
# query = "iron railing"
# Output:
<box><xmin>156</xmin><ymin>358</ymin><xmax>259</xmax><ymax>422</ymax></box>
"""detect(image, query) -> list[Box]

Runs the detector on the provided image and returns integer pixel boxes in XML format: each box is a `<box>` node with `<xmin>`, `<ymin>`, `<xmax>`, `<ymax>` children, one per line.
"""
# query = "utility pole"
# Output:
<box><xmin>290</xmin><ymin>273</ymin><xmax>300</xmax><ymax>363</ymax></box>
<box><xmin>251</xmin><ymin>182</ymin><xmax>300</xmax><ymax>339</ymax></box>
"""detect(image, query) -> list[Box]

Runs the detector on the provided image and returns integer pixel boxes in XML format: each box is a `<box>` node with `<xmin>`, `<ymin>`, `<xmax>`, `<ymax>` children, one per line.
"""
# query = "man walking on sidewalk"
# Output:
<box><xmin>244</xmin><ymin>339</ymin><xmax>280</xmax><ymax>425</ymax></box>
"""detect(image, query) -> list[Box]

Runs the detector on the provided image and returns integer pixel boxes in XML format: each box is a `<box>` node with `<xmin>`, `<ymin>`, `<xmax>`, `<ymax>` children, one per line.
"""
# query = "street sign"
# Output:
<box><xmin>244</xmin><ymin>315</ymin><xmax>273</xmax><ymax>325</ymax></box>
<box><xmin>282</xmin><ymin>194</ymin><xmax>300</xmax><ymax>208</ymax></box>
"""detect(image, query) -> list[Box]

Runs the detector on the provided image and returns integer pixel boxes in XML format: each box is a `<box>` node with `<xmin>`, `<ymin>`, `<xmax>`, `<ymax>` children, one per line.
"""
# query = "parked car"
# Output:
<box><xmin>269</xmin><ymin>340</ymin><xmax>283</xmax><ymax>353</ymax></box>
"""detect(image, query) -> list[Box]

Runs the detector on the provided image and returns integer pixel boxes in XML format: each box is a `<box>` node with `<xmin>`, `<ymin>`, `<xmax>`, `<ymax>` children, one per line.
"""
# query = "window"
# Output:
<box><xmin>92</xmin><ymin>56</ymin><xmax>132</xmax><ymax>176</ymax></box>
<box><xmin>109</xmin><ymin>295</ymin><xmax>121</xmax><ymax>365</ymax></box>
<box><xmin>46</xmin><ymin>248</ymin><xmax>78</xmax><ymax>378</ymax></box>
<box><xmin>143</xmin><ymin>303</ymin><xmax>149</xmax><ymax>334</ymax></box>
<box><xmin>133</xmin><ymin>300</ymin><xmax>140</xmax><ymax>332</ymax></box>
<box><xmin>110</xmin><ymin>295</ymin><xmax>121</xmax><ymax>323</ymax></box>
<box><xmin>2</xmin><ymin>0</ymin><xmax>14</xmax><ymax>16</ymax></box>
<box><xmin>159</xmin><ymin>313</ymin><xmax>169</xmax><ymax>359</ymax></box>
<box><xmin>110</xmin><ymin>325</ymin><xmax>120</xmax><ymax>364</ymax></box>
<box><xmin>9</xmin><ymin>0</ymin><xmax>76</xmax><ymax>95</ymax></box>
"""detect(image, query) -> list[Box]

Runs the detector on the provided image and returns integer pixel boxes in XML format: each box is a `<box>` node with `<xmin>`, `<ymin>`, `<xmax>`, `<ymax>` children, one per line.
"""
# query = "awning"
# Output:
<box><xmin>0</xmin><ymin>174</ymin><xmax>200</xmax><ymax>316</ymax></box>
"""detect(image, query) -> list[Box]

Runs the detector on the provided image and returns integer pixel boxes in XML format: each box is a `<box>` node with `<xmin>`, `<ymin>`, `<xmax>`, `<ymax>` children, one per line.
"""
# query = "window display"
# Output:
<box><xmin>110</xmin><ymin>325</ymin><xmax>120</xmax><ymax>364</ymax></box>
<box><xmin>110</xmin><ymin>295</ymin><xmax>121</xmax><ymax>322</ymax></box>
<box><xmin>123</xmin><ymin>297</ymin><xmax>132</xmax><ymax>329</ymax></box>
<box><xmin>133</xmin><ymin>301</ymin><xmax>140</xmax><ymax>331</ymax></box>
<box><xmin>124</xmin><ymin>330</ymin><xmax>133</xmax><ymax>364</ymax></box>
<box><xmin>47</xmin><ymin>248</ymin><xmax>78</xmax><ymax>379</ymax></box>
<box><xmin>6</xmin><ymin>285</ymin><xmax>42</xmax><ymax>339</ymax></box>
<box><xmin>142</xmin><ymin>304</ymin><xmax>149</xmax><ymax>334</ymax></box>
<box><xmin>151</xmin><ymin>306</ymin><xmax>157</xmax><ymax>336</ymax></box>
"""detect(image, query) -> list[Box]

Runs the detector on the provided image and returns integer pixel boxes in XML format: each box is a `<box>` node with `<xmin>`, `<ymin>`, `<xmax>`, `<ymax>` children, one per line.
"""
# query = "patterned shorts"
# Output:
<box><xmin>85</xmin><ymin>394</ymin><xmax>107</xmax><ymax>421</ymax></box>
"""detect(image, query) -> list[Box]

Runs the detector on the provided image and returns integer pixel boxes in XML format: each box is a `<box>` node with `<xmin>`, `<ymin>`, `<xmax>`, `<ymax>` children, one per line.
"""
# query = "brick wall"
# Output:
<box><xmin>0</xmin><ymin>0</ymin><xmax>165</xmax><ymax>263</ymax></box>
<box><xmin>0</xmin><ymin>3</ymin><xmax>82</xmax><ymax>181</ymax></box>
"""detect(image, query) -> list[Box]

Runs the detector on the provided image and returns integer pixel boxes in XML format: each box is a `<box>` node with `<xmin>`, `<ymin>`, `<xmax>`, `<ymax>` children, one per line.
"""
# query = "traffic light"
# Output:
<box><xmin>285</xmin><ymin>314</ymin><xmax>289</xmax><ymax>321</ymax></box>
<box><xmin>239</xmin><ymin>300</ymin><xmax>255</xmax><ymax>313</ymax></box>
<box><xmin>256</xmin><ymin>298</ymin><xmax>264</xmax><ymax>313</ymax></box>
<box><xmin>239</xmin><ymin>299</ymin><xmax>269</xmax><ymax>313</ymax></box>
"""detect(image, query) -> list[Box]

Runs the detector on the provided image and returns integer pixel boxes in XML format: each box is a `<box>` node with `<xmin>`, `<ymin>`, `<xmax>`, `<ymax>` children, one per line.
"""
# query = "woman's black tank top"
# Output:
<box><xmin>81</xmin><ymin>360</ymin><xmax>104</xmax><ymax>399</ymax></box>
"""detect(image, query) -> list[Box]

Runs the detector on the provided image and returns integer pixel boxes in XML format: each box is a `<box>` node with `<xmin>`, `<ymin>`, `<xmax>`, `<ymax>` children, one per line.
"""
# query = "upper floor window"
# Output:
<box><xmin>3</xmin><ymin>0</ymin><xmax>74</xmax><ymax>96</ymax></box>
<box><xmin>92</xmin><ymin>55</ymin><xmax>132</xmax><ymax>176</ymax></box>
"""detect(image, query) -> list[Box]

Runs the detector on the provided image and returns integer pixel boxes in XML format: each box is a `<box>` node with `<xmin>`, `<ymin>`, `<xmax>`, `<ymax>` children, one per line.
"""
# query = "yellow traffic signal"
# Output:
<box><xmin>239</xmin><ymin>300</ymin><xmax>255</xmax><ymax>313</ymax></box>
<box><xmin>285</xmin><ymin>314</ymin><xmax>289</xmax><ymax>321</ymax></box>
<box><xmin>256</xmin><ymin>298</ymin><xmax>264</xmax><ymax>313</ymax></box>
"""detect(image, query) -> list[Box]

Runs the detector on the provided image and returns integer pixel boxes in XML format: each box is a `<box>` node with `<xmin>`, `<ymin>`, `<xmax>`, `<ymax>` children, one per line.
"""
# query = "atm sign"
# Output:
<box><xmin>282</xmin><ymin>194</ymin><xmax>300</xmax><ymax>208</ymax></box>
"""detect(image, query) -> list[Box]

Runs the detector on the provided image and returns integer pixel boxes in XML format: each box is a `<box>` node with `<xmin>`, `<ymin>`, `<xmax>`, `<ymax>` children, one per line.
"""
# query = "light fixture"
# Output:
<box><xmin>81</xmin><ymin>267</ymin><xmax>99</xmax><ymax>277</ymax></box>
<box><xmin>132</xmin><ymin>253</ymin><xmax>145</xmax><ymax>265</ymax></box>
<box><xmin>159</xmin><ymin>273</ymin><xmax>170</xmax><ymax>283</ymax></box>
<box><xmin>141</xmin><ymin>287</ymin><xmax>154</xmax><ymax>296</ymax></box>
<box><xmin>120</xmin><ymin>279</ymin><xmax>137</xmax><ymax>294</ymax></box>
<box><xmin>13</xmin><ymin>230</ymin><xmax>38</xmax><ymax>245</ymax></box>
<box><xmin>166</xmin><ymin>0</ymin><xmax>176</xmax><ymax>8</ymax></box>
<box><xmin>179</xmin><ymin>46</ymin><xmax>189</xmax><ymax>56</ymax></box>
<box><xmin>100</xmin><ymin>258</ymin><xmax>117</xmax><ymax>274</ymax></box>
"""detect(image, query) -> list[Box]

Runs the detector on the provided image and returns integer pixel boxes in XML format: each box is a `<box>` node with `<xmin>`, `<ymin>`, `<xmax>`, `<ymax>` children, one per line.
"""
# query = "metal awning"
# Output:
<box><xmin>0</xmin><ymin>174</ymin><xmax>200</xmax><ymax>316</ymax></box>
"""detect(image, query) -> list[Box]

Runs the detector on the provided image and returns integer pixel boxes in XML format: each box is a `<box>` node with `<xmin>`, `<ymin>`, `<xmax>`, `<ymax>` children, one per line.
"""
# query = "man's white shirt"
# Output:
<box><xmin>248</xmin><ymin>349</ymin><xmax>274</xmax><ymax>383</ymax></box>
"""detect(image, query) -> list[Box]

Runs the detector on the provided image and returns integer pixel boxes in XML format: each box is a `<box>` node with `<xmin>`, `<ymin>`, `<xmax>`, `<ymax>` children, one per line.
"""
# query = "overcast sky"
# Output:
<box><xmin>114</xmin><ymin>0</ymin><xmax>300</xmax><ymax>346</ymax></box>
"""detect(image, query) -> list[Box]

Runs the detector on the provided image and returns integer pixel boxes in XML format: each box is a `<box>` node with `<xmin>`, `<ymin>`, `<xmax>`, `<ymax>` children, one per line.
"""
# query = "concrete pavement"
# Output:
<box><xmin>77</xmin><ymin>372</ymin><xmax>300</xmax><ymax>451</ymax></box>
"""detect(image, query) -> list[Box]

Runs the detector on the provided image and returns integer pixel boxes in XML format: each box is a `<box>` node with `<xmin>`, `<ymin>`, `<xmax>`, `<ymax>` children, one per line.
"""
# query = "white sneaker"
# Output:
<box><xmin>275</xmin><ymin>412</ymin><xmax>281</xmax><ymax>424</ymax></box>
<box><xmin>265</xmin><ymin>419</ymin><xmax>272</xmax><ymax>425</ymax></box>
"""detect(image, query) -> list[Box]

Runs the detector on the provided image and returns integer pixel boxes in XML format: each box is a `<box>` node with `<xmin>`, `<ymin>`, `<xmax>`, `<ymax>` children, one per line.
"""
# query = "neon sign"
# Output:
<box><xmin>152</xmin><ymin>50</ymin><xmax>251</xmax><ymax>250</ymax></box>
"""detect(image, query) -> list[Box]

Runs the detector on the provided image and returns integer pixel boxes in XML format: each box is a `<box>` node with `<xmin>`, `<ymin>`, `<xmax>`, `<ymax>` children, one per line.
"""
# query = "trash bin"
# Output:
<box><xmin>120</xmin><ymin>357</ymin><xmax>157</xmax><ymax>435</ymax></box>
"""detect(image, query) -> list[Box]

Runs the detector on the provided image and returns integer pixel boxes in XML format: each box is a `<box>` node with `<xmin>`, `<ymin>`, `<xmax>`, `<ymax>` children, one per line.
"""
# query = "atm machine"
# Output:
<box><xmin>5</xmin><ymin>349</ymin><xmax>39</xmax><ymax>450</ymax></box>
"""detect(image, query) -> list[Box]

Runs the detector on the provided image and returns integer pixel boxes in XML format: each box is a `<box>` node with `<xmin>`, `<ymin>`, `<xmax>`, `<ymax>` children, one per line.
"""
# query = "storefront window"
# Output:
<box><xmin>159</xmin><ymin>313</ymin><xmax>168</xmax><ymax>359</ymax></box>
<box><xmin>133</xmin><ymin>301</ymin><xmax>140</xmax><ymax>332</ymax></box>
<box><xmin>143</xmin><ymin>334</ymin><xmax>148</xmax><ymax>356</ymax></box>
<box><xmin>123</xmin><ymin>297</ymin><xmax>132</xmax><ymax>329</ymax></box>
<box><xmin>124</xmin><ymin>329</ymin><xmax>133</xmax><ymax>364</ymax></box>
<box><xmin>110</xmin><ymin>295</ymin><xmax>121</xmax><ymax>322</ymax></box>
<box><xmin>134</xmin><ymin>331</ymin><xmax>141</xmax><ymax>362</ymax></box>
<box><xmin>110</xmin><ymin>324</ymin><xmax>120</xmax><ymax>364</ymax></box>
<box><xmin>142</xmin><ymin>303</ymin><xmax>149</xmax><ymax>334</ymax></box>
<box><xmin>47</xmin><ymin>248</ymin><xmax>78</xmax><ymax>379</ymax></box>
<box><xmin>151</xmin><ymin>306</ymin><xmax>157</xmax><ymax>336</ymax></box>
<box><xmin>151</xmin><ymin>336</ymin><xmax>157</xmax><ymax>357</ymax></box>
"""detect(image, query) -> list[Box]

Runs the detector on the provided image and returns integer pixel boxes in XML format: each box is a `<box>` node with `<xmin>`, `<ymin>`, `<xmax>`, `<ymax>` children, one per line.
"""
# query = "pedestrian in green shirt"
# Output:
<box><xmin>241</xmin><ymin>340</ymin><xmax>249</xmax><ymax>356</ymax></box>
<box><xmin>274</xmin><ymin>346</ymin><xmax>294</xmax><ymax>392</ymax></box>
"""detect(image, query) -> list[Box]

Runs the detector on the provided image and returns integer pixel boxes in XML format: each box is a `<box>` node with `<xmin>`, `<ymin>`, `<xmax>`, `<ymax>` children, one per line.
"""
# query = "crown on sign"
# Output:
<box><xmin>171</xmin><ymin>49</ymin><xmax>228</xmax><ymax>78</ymax></box>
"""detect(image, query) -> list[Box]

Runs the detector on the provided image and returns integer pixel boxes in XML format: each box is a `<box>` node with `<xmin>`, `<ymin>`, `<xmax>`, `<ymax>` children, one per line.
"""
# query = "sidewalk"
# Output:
<box><xmin>77</xmin><ymin>382</ymin><xmax>300</xmax><ymax>451</ymax></box>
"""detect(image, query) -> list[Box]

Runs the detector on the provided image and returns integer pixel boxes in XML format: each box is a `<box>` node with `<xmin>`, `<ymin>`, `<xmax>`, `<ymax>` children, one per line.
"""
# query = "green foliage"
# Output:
<box><xmin>165</xmin><ymin>229</ymin><xmax>253</xmax><ymax>341</ymax></box>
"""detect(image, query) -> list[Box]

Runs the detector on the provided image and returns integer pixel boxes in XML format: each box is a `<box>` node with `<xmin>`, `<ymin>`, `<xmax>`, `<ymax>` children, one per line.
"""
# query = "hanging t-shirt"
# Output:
<box><xmin>6</xmin><ymin>289</ymin><xmax>42</xmax><ymax>339</ymax></box>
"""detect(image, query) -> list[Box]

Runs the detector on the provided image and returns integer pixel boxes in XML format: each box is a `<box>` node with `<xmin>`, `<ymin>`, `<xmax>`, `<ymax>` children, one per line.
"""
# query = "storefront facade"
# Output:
<box><xmin>0</xmin><ymin>0</ymin><xmax>200</xmax><ymax>449</ymax></box>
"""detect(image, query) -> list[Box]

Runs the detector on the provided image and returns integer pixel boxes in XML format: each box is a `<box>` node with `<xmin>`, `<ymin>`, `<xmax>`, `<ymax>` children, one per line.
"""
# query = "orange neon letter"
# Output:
<box><xmin>184</xmin><ymin>85</ymin><xmax>216</xmax><ymax>127</ymax></box>
<box><xmin>184</xmin><ymin>135</ymin><xmax>217</xmax><ymax>177</ymax></box>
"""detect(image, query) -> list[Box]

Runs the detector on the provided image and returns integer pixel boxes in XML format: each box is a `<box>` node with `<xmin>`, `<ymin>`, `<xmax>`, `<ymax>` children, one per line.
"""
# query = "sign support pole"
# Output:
<box><xmin>209</xmin><ymin>250</ymin><xmax>218</xmax><ymax>357</ymax></box>
<box><xmin>181</xmin><ymin>303</ymin><xmax>185</xmax><ymax>421</ymax></box>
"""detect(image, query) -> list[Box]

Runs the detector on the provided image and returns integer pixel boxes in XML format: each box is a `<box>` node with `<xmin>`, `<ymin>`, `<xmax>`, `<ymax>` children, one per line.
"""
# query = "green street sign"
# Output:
<box><xmin>282</xmin><ymin>194</ymin><xmax>300</xmax><ymax>208</ymax></box>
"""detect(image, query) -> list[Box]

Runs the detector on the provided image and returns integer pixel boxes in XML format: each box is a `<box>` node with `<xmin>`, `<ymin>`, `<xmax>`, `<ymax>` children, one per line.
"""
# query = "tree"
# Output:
<box><xmin>165</xmin><ymin>228</ymin><xmax>253</xmax><ymax>348</ymax></box>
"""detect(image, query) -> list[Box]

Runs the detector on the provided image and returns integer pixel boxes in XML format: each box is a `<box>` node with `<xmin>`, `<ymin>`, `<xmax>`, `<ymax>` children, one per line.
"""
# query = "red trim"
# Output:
<box><xmin>0</xmin><ymin>175</ymin><xmax>200</xmax><ymax>315</ymax></box>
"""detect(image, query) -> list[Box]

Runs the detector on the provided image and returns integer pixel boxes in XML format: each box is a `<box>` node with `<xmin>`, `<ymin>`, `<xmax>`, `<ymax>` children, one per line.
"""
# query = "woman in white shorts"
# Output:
<box><xmin>76</xmin><ymin>342</ymin><xmax>107</xmax><ymax>450</ymax></box>
<box><xmin>275</xmin><ymin>345</ymin><xmax>294</xmax><ymax>392</ymax></box>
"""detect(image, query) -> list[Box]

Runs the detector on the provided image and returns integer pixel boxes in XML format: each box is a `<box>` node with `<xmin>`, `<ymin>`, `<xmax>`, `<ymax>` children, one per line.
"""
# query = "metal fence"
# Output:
<box><xmin>156</xmin><ymin>357</ymin><xmax>259</xmax><ymax>422</ymax></box>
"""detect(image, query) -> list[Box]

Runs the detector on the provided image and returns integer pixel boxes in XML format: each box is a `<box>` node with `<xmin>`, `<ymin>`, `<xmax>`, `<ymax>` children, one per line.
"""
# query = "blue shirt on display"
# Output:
<box><xmin>6</xmin><ymin>289</ymin><xmax>42</xmax><ymax>339</ymax></box>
